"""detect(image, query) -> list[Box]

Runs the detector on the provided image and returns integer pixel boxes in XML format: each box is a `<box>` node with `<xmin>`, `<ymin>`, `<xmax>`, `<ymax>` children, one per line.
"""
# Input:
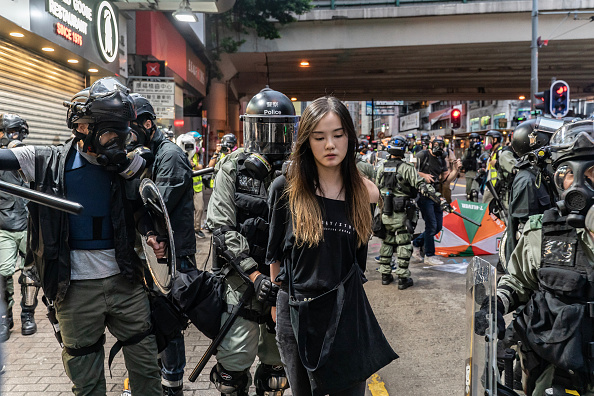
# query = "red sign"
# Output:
<box><xmin>174</xmin><ymin>120</ymin><xmax>184</xmax><ymax>127</ymax></box>
<box><xmin>143</xmin><ymin>61</ymin><xmax>163</xmax><ymax>77</ymax></box>
<box><xmin>55</xmin><ymin>22</ymin><xmax>83</xmax><ymax>46</ymax></box>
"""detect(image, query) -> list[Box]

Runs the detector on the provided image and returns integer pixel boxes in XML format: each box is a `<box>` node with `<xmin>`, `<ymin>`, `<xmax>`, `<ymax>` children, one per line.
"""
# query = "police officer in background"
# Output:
<box><xmin>208</xmin><ymin>133</ymin><xmax>237</xmax><ymax>169</ymax></box>
<box><xmin>461</xmin><ymin>132</ymin><xmax>483</xmax><ymax>202</ymax></box>
<box><xmin>356</xmin><ymin>139</ymin><xmax>375</xmax><ymax>181</ymax></box>
<box><xmin>206</xmin><ymin>88</ymin><xmax>297</xmax><ymax>396</ymax></box>
<box><xmin>0</xmin><ymin>114</ymin><xmax>39</xmax><ymax>341</ymax></box>
<box><xmin>502</xmin><ymin>118</ymin><xmax>562</xmax><ymax>267</ymax></box>
<box><xmin>476</xmin><ymin>119</ymin><xmax>594</xmax><ymax>396</ymax></box>
<box><xmin>130</xmin><ymin>94</ymin><xmax>196</xmax><ymax>396</ymax></box>
<box><xmin>376</xmin><ymin>135</ymin><xmax>439</xmax><ymax>288</ymax></box>
<box><xmin>177</xmin><ymin>132</ymin><xmax>206</xmax><ymax>238</ymax></box>
<box><xmin>482</xmin><ymin>130</ymin><xmax>517</xmax><ymax>217</ymax></box>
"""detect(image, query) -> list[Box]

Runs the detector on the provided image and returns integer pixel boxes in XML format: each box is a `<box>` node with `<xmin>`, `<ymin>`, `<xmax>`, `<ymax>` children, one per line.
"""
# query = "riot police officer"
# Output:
<box><xmin>376</xmin><ymin>136</ymin><xmax>440</xmax><ymax>288</ymax></box>
<box><xmin>462</xmin><ymin>132</ymin><xmax>482</xmax><ymax>202</ymax></box>
<box><xmin>356</xmin><ymin>139</ymin><xmax>375</xmax><ymax>180</ymax></box>
<box><xmin>129</xmin><ymin>94</ymin><xmax>196</xmax><ymax>396</ymax></box>
<box><xmin>483</xmin><ymin>130</ymin><xmax>517</xmax><ymax>218</ymax></box>
<box><xmin>502</xmin><ymin>118</ymin><xmax>563</xmax><ymax>267</ymax></box>
<box><xmin>0</xmin><ymin>114</ymin><xmax>39</xmax><ymax>341</ymax></box>
<box><xmin>206</xmin><ymin>88</ymin><xmax>298</xmax><ymax>396</ymax></box>
<box><xmin>477</xmin><ymin>119</ymin><xmax>594</xmax><ymax>396</ymax></box>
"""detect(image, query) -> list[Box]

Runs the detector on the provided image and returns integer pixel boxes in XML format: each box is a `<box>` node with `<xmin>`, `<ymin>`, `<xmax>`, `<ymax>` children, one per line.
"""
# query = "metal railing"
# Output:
<box><xmin>312</xmin><ymin>0</ymin><xmax>514</xmax><ymax>9</ymax></box>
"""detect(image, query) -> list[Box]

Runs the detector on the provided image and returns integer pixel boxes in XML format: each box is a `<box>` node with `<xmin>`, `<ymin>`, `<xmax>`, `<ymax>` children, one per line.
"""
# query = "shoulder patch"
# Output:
<box><xmin>526</xmin><ymin>214</ymin><xmax>543</xmax><ymax>231</ymax></box>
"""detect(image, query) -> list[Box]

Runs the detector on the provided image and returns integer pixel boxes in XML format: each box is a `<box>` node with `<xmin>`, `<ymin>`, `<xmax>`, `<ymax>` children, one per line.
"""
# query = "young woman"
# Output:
<box><xmin>266</xmin><ymin>96</ymin><xmax>397</xmax><ymax>396</ymax></box>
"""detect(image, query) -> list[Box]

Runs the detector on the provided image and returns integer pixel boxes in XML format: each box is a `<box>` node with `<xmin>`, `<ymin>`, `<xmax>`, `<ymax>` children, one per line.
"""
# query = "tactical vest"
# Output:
<box><xmin>515</xmin><ymin>209</ymin><xmax>594</xmax><ymax>393</ymax></box>
<box><xmin>234</xmin><ymin>153</ymin><xmax>271</xmax><ymax>271</ymax></box>
<box><xmin>65</xmin><ymin>151</ymin><xmax>115</xmax><ymax>250</ymax></box>
<box><xmin>487</xmin><ymin>146</ymin><xmax>502</xmax><ymax>186</ymax></box>
<box><xmin>380</xmin><ymin>159</ymin><xmax>418</xmax><ymax>198</ymax></box>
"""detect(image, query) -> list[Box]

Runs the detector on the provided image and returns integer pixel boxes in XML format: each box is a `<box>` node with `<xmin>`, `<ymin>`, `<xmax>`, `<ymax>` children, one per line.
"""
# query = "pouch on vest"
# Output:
<box><xmin>393</xmin><ymin>197</ymin><xmax>406</xmax><ymax>213</ymax></box>
<box><xmin>171</xmin><ymin>268</ymin><xmax>225</xmax><ymax>340</ymax></box>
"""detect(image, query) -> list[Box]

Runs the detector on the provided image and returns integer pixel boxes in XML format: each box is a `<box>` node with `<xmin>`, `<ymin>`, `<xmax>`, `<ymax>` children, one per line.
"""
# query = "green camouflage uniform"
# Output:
<box><xmin>205</xmin><ymin>149</ymin><xmax>281</xmax><ymax>377</ymax></box>
<box><xmin>375</xmin><ymin>157</ymin><xmax>434</xmax><ymax>278</ymax></box>
<box><xmin>498</xmin><ymin>214</ymin><xmax>594</xmax><ymax>396</ymax></box>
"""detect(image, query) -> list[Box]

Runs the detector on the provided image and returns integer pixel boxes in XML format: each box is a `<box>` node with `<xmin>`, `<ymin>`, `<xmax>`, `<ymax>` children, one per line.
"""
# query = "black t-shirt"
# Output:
<box><xmin>266</xmin><ymin>176</ymin><xmax>368</xmax><ymax>298</ymax></box>
<box><xmin>416</xmin><ymin>149</ymin><xmax>447</xmax><ymax>189</ymax></box>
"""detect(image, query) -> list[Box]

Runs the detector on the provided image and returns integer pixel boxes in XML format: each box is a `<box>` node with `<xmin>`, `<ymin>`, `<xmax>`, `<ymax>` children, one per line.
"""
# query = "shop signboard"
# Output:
<box><xmin>132</xmin><ymin>80</ymin><xmax>175</xmax><ymax>119</ymax></box>
<box><xmin>400</xmin><ymin>112</ymin><xmax>420</xmax><ymax>132</ymax></box>
<box><xmin>365</xmin><ymin>101</ymin><xmax>403</xmax><ymax>116</ymax></box>
<box><xmin>28</xmin><ymin>0</ymin><xmax>122</xmax><ymax>73</ymax></box>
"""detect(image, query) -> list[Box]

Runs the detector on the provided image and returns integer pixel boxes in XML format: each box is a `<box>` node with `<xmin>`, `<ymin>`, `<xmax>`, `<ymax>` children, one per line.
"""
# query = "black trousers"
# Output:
<box><xmin>276</xmin><ymin>289</ymin><xmax>366</xmax><ymax>396</ymax></box>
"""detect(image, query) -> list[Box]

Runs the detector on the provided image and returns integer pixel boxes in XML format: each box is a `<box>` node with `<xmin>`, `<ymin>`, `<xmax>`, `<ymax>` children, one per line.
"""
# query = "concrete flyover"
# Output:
<box><xmin>221</xmin><ymin>0</ymin><xmax>594</xmax><ymax>101</ymax></box>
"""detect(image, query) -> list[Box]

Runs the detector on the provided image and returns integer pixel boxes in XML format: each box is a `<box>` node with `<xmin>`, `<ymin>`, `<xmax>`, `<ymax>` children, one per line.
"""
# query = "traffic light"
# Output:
<box><xmin>550</xmin><ymin>80</ymin><xmax>570</xmax><ymax>118</ymax></box>
<box><xmin>450</xmin><ymin>108</ymin><xmax>461</xmax><ymax>129</ymax></box>
<box><xmin>534</xmin><ymin>90</ymin><xmax>550</xmax><ymax>115</ymax></box>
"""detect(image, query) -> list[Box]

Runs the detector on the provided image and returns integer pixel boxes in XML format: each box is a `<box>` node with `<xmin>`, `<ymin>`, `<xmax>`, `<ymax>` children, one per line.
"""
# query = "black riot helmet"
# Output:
<box><xmin>420</xmin><ymin>132</ymin><xmax>431</xmax><ymax>145</ymax></box>
<box><xmin>64</xmin><ymin>77</ymin><xmax>136</xmax><ymax>166</ymax></box>
<box><xmin>549</xmin><ymin>119</ymin><xmax>594</xmax><ymax>228</ymax></box>
<box><xmin>431</xmin><ymin>137</ymin><xmax>445</xmax><ymax>157</ymax></box>
<box><xmin>357</xmin><ymin>139</ymin><xmax>370</xmax><ymax>153</ymax></box>
<box><xmin>468</xmin><ymin>132</ymin><xmax>480</xmax><ymax>142</ymax></box>
<box><xmin>240</xmin><ymin>87</ymin><xmax>300</xmax><ymax>179</ymax></box>
<box><xmin>386</xmin><ymin>135</ymin><xmax>407</xmax><ymax>157</ymax></box>
<box><xmin>0</xmin><ymin>114</ymin><xmax>29</xmax><ymax>145</ymax></box>
<box><xmin>511</xmin><ymin>117</ymin><xmax>565</xmax><ymax>157</ymax></box>
<box><xmin>130</xmin><ymin>94</ymin><xmax>157</xmax><ymax>147</ymax></box>
<box><xmin>485</xmin><ymin>130</ymin><xmax>503</xmax><ymax>150</ymax></box>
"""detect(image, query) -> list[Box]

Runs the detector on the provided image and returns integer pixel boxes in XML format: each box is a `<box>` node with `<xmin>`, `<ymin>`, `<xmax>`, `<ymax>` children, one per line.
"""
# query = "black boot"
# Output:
<box><xmin>162</xmin><ymin>385</ymin><xmax>183</xmax><ymax>396</ymax></box>
<box><xmin>0</xmin><ymin>309</ymin><xmax>12</xmax><ymax>342</ymax></box>
<box><xmin>21</xmin><ymin>310</ymin><xmax>37</xmax><ymax>336</ymax></box>
<box><xmin>398</xmin><ymin>277</ymin><xmax>414</xmax><ymax>290</ymax></box>
<box><xmin>381</xmin><ymin>273</ymin><xmax>394</xmax><ymax>285</ymax></box>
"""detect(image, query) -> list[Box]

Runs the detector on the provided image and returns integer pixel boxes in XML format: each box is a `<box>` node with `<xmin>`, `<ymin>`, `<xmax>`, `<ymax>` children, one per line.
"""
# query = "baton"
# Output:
<box><xmin>0</xmin><ymin>180</ymin><xmax>83</xmax><ymax>215</ymax></box>
<box><xmin>192</xmin><ymin>167</ymin><xmax>214</xmax><ymax>177</ymax></box>
<box><xmin>188</xmin><ymin>286</ymin><xmax>255</xmax><ymax>382</ymax></box>
<box><xmin>448</xmin><ymin>209</ymin><xmax>482</xmax><ymax>227</ymax></box>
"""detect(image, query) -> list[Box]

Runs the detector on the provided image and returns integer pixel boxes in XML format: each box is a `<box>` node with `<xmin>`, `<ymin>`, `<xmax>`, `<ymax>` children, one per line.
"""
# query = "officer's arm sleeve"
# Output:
<box><xmin>375</xmin><ymin>163</ymin><xmax>383</xmax><ymax>187</ymax></box>
<box><xmin>497</xmin><ymin>226</ymin><xmax>542</xmax><ymax>313</ymax></box>
<box><xmin>154</xmin><ymin>150</ymin><xmax>193</xmax><ymax>213</ymax></box>
<box><xmin>509</xmin><ymin>176</ymin><xmax>535</xmax><ymax>220</ymax></box>
<box><xmin>0</xmin><ymin>149</ymin><xmax>20</xmax><ymax>170</ymax></box>
<box><xmin>499</xmin><ymin>150</ymin><xmax>517</xmax><ymax>175</ymax></box>
<box><xmin>206</xmin><ymin>157</ymin><xmax>258</xmax><ymax>274</ymax></box>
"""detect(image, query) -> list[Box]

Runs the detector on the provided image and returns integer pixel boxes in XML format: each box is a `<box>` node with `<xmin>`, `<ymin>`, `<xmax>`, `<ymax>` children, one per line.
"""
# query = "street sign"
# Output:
<box><xmin>132</xmin><ymin>80</ymin><xmax>175</xmax><ymax>119</ymax></box>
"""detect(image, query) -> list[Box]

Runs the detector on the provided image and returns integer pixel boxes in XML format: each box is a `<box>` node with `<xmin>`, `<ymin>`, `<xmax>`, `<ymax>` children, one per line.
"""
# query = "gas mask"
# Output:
<box><xmin>76</xmin><ymin>122</ymin><xmax>131</xmax><ymax>167</ymax></box>
<box><xmin>554</xmin><ymin>160</ymin><xmax>594</xmax><ymax>228</ymax></box>
<box><xmin>431</xmin><ymin>140</ymin><xmax>445</xmax><ymax>157</ymax></box>
<box><xmin>244</xmin><ymin>153</ymin><xmax>273</xmax><ymax>181</ymax></box>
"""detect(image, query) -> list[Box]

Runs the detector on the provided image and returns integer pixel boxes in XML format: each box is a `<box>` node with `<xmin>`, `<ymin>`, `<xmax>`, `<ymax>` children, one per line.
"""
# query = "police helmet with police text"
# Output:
<box><xmin>240</xmin><ymin>87</ymin><xmax>299</xmax><ymax>159</ymax></box>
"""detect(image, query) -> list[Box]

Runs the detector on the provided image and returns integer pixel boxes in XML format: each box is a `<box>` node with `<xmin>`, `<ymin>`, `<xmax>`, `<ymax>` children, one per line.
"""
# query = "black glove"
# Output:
<box><xmin>474</xmin><ymin>297</ymin><xmax>506</xmax><ymax>340</ymax></box>
<box><xmin>253</xmin><ymin>274</ymin><xmax>279</xmax><ymax>306</ymax></box>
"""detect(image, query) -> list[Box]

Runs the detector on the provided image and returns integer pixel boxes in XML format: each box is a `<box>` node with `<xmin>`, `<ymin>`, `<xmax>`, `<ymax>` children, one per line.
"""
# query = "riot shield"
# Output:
<box><xmin>465</xmin><ymin>256</ymin><xmax>498</xmax><ymax>396</ymax></box>
<box><xmin>139</xmin><ymin>178</ymin><xmax>176</xmax><ymax>294</ymax></box>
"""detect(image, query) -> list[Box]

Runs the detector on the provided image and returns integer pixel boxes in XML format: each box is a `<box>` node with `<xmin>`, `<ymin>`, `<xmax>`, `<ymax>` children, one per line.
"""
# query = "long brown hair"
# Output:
<box><xmin>287</xmin><ymin>96</ymin><xmax>371</xmax><ymax>247</ymax></box>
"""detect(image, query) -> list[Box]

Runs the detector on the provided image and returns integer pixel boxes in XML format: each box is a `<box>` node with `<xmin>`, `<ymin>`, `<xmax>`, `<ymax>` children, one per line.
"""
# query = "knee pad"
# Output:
<box><xmin>471</xmin><ymin>189</ymin><xmax>479</xmax><ymax>202</ymax></box>
<box><xmin>18</xmin><ymin>272</ymin><xmax>40</xmax><ymax>309</ymax></box>
<box><xmin>254</xmin><ymin>364</ymin><xmax>289</xmax><ymax>396</ymax></box>
<box><xmin>210</xmin><ymin>363</ymin><xmax>249</xmax><ymax>396</ymax></box>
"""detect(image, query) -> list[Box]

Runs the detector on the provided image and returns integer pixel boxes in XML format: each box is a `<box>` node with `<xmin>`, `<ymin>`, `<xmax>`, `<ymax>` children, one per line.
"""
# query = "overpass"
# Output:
<box><xmin>220</xmin><ymin>0</ymin><xmax>594</xmax><ymax>102</ymax></box>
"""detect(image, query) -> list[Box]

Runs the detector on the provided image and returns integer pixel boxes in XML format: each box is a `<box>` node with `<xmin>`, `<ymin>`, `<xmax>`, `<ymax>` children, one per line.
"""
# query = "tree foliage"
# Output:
<box><xmin>222</xmin><ymin>0</ymin><xmax>313</xmax><ymax>40</ymax></box>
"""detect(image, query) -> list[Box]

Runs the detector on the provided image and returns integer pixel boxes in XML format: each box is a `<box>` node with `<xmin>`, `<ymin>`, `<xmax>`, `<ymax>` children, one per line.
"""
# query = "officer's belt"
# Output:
<box><xmin>225</xmin><ymin>304</ymin><xmax>268</xmax><ymax>324</ymax></box>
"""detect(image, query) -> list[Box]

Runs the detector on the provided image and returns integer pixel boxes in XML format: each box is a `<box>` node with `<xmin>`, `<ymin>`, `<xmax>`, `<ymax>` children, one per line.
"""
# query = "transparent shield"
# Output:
<box><xmin>465</xmin><ymin>256</ymin><xmax>498</xmax><ymax>396</ymax></box>
<box><xmin>89</xmin><ymin>77</ymin><xmax>129</xmax><ymax>99</ymax></box>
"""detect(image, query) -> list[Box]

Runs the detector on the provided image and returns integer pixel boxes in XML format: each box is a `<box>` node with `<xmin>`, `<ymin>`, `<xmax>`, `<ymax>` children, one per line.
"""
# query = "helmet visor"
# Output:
<box><xmin>550</xmin><ymin>124</ymin><xmax>594</xmax><ymax>149</ymax></box>
<box><xmin>89</xmin><ymin>77</ymin><xmax>129</xmax><ymax>99</ymax></box>
<box><xmin>243</xmin><ymin>117</ymin><xmax>298</xmax><ymax>156</ymax></box>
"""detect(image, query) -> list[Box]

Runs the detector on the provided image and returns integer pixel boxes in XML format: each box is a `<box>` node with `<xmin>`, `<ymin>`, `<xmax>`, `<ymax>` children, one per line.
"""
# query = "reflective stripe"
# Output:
<box><xmin>192</xmin><ymin>153</ymin><xmax>203</xmax><ymax>193</ymax></box>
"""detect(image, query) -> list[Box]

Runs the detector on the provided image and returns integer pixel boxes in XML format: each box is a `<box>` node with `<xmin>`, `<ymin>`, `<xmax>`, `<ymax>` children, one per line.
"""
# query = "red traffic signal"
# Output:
<box><xmin>451</xmin><ymin>109</ymin><xmax>461</xmax><ymax>129</ymax></box>
<box><xmin>534</xmin><ymin>90</ymin><xmax>550</xmax><ymax>115</ymax></box>
<box><xmin>550</xmin><ymin>80</ymin><xmax>570</xmax><ymax>118</ymax></box>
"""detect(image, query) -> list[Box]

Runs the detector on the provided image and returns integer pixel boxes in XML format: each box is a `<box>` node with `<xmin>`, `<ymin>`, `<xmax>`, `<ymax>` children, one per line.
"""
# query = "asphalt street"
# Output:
<box><xmin>0</xmin><ymin>178</ymin><xmax>499</xmax><ymax>396</ymax></box>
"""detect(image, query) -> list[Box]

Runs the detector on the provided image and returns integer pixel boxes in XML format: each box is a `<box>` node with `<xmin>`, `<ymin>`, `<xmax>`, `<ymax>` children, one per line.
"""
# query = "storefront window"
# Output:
<box><xmin>480</xmin><ymin>116</ymin><xmax>491</xmax><ymax>129</ymax></box>
<box><xmin>469</xmin><ymin>117</ymin><xmax>480</xmax><ymax>132</ymax></box>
